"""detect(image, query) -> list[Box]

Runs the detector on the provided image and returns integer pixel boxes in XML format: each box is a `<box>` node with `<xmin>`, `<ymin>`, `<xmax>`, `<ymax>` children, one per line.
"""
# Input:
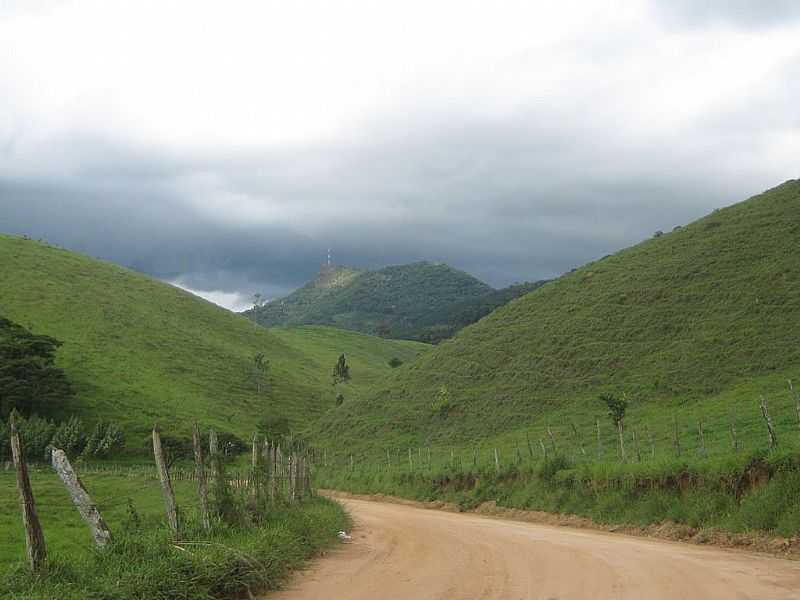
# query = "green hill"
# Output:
<box><xmin>0</xmin><ymin>234</ymin><xmax>428</xmax><ymax>449</ymax></box>
<box><xmin>315</xmin><ymin>180</ymin><xmax>800</xmax><ymax>455</ymax></box>
<box><xmin>248</xmin><ymin>261</ymin><xmax>516</xmax><ymax>341</ymax></box>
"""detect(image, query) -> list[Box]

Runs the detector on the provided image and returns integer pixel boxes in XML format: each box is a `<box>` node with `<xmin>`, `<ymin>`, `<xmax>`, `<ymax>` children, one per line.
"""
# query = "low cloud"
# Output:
<box><xmin>1</xmin><ymin>1</ymin><xmax>798</xmax><ymax>309</ymax></box>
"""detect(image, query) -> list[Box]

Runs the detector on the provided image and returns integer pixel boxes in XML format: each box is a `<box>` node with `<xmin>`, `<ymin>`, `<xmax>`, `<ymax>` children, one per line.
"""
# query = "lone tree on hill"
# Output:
<box><xmin>332</xmin><ymin>353</ymin><xmax>350</xmax><ymax>384</ymax></box>
<box><xmin>601</xmin><ymin>392</ymin><xmax>628</xmax><ymax>462</ymax></box>
<box><xmin>252</xmin><ymin>352</ymin><xmax>270</xmax><ymax>394</ymax></box>
<box><xmin>0</xmin><ymin>316</ymin><xmax>74</xmax><ymax>417</ymax></box>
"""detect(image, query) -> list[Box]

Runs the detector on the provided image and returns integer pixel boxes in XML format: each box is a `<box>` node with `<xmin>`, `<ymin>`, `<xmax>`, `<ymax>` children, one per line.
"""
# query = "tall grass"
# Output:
<box><xmin>316</xmin><ymin>447</ymin><xmax>800</xmax><ymax>537</ymax></box>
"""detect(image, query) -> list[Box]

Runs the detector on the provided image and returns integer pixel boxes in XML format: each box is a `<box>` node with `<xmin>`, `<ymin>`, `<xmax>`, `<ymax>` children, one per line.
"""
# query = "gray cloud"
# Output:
<box><xmin>1</xmin><ymin>4</ymin><xmax>798</xmax><ymax>309</ymax></box>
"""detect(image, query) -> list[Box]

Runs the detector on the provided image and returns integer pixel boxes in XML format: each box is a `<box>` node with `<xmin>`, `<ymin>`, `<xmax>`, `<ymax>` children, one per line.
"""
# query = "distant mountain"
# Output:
<box><xmin>247</xmin><ymin>261</ymin><xmax>541</xmax><ymax>342</ymax></box>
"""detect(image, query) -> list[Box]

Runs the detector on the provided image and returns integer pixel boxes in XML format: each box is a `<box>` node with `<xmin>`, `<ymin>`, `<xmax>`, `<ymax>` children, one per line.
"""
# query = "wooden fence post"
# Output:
<box><xmin>596</xmin><ymin>418</ymin><xmax>603</xmax><ymax>459</ymax></box>
<box><xmin>697</xmin><ymin>420</ymin><xmax>707</xmax><ymax>457</ymax></box>
<box><xmin>760</xmin><ymin>396</ymin><xmax>777</xmax><ymax>449</ymax></box>
<box><xmin>209</xmin><ymin>429</ymin><xmax>219</xmax><ymax>487</ymax></box>
<box><xmin>51</xmin><ymin>448</ymin><xmax>112</xmax><ymax>548</ymax></box>
<box><xmin>645</xmin><ymin>423</ymin><xmax>655</xmax><ymax>459</ymax></box>
<box><xmin>789</xmin><ymin>380</ymin><xmax>800</xmax><ymax>426</ymax></box>
<box><xmin>493</xmin><ymin>448</ymin><xmax>500</xmax><ymax>473</ymax></box>
<box><xmin>570</xmin><ymin>423</ymin><xmax>587</xmax><ymax>457</ymax></box>
<box><xmin>547</xmin><ymin>426</ymin><xmax>557</xmax><ymax>452</ymax></box>
<box><xmin>152</xmin><ymin>425</ymin><xmax>179</xmax><ymax>534</ymax></box>
<box><xmin>730</xmin><ymin>411</ymin><xmax>739</xmax><ymax>452</ymax></box>
<box><xmin>192</xmin><ymin>423</ymin><xmax>211</xmax><ymax>531</ymax></box>
<box><xmin>617</xmin><ymin>420</ymin><xmax>626</xmax><ymax>462</ymax></box>
<box><xmin>672</xmin><ymin>414</ymin><xmax>681</xmax><ymax>457</ymax></box>
<box><xmin>10</xmin><ymin>414</ymin><xmax>47</xmax><ymax>573</ymax></box>
<box><xmin>408</xmin><ymin>448</ymin><xmax>413</xmax><ymax>472</ymax></box>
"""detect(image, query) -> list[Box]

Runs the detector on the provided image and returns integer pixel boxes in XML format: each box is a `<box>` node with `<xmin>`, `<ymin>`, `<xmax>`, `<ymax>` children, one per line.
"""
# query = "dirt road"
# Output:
<box><xmin>270</xmin><ymin>497</ymin><xmax>800</xmax><ymax>600</ymax></box>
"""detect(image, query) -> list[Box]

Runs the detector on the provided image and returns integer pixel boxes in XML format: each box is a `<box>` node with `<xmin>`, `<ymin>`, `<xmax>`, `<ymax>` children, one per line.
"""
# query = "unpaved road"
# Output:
<box><xmin>270</xmin><ymin>497</ymin><xmax>800</xmax><ymax>600</ymax></box>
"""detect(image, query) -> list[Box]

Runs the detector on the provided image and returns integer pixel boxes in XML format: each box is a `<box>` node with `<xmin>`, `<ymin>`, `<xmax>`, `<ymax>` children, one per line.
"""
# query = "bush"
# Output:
<box><xmin>431</xmin><ymin>385</ymin><xmax>452</xmax><ymax>418</ymax></box>
<box><xmin>49</xmin><ymin>415</ymin><xmax>86</xmax><ymax>458</ymax></box>
<box><xmin>83</xmin><ymin>421</ymin><xmax>125</xmax><ymax>458</ymax></box>
<box><xmin>388</xmin><ymin>357</ymin><xmax>403</xmax><ymax>368</ymax></box>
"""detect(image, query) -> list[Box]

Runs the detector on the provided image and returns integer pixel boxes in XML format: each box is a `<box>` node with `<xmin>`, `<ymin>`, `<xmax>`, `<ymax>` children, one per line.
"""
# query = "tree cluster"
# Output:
<box><xmin>0</xmin><ymin>317</ymin><xmax>74</xmax><ymax>417</ymax></box>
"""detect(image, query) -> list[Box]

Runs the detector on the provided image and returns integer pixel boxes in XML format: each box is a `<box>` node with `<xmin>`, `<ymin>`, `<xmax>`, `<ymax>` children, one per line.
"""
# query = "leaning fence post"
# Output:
<box><xmin>192</xmin><ymin>423</ymin><xmax>211</xmax><ymax>531</ymax></box>
<box><xmin>10</xmin><ymin>414</ymin><xmax>47</xmax><ymax>573</ymax></box>
<box><xmin>51</xmin><ymin>448</ymin><xmax>112</xmax><ymax>548</ymax></box>
<box><xmin>760</xmin><ymin>396</ymin><xmax>778</xmax><ymax>449</ymax></box>
<box><xmin>493</xmin><ymin>447</ymin><xmax>500</xmax><ymax>473</ymax></box>
<box><xmin>152</xmin><ymin>425</ymin><xmax>179</xmax><ymax>534</ymax></box>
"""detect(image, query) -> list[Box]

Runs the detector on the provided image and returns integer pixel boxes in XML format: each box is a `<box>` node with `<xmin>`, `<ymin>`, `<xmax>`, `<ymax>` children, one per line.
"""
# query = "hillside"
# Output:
<box><xmin>0</xmin><ymin>234</ymin><xmax>428</xmax><ymax>448</ymax></box>
<box><xmin>315</xmin><ymin>180</ymin><xmax>800</xmax><ymax>454</ymax></box>
<box><xmin>248</xmin><ymin>261</ymin><xmax>525</xmax><ymax>342</ymax></box>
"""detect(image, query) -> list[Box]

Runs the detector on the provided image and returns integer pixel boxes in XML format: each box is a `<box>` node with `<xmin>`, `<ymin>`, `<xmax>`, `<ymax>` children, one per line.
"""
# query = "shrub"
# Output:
<box><xmin>431</xmin><ymin>385</ymin><xmax>452</xmax><ymax>418</ymax></box>
<box><xmin>49</xmin><ymin>415</ymin><xmax>86</xmax><ymax>458</ymax></box>
<box><xmin>388</xmin><ymin>357</ymin><xmax>403</xmax><ymax>368</ymax></box>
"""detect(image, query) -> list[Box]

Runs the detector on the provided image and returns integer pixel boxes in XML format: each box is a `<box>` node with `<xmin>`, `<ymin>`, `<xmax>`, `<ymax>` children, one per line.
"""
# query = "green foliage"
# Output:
<box><xmin>314</xmin><ymin>180</ymin><xmax>800</xmax><ymax>458</ymax></box>
<box><xmin>257</xmin><ymin>415</ymin><xmax>291</xmax><ymax>441</ymax></box>
<box><xmin>0</xmin><ymin>470</ymin><xmax>347</xmax><ymax>599</ymax></box>
<box><xmin>332</xmin><ymin>353</ymin><xmax>350</xmax><ymax>384</ymax></box>
<box><xmin>316</xmin><ymin>449</ymin><xmax>800</xmax><ymax>537</ymax></box>
<box><xmin>431</xmin><ymin>385</ymin><xmax>452</xmax><ymax>418</ymax></box>
<box><xmin>601</xmin><ymin>393</ymin><xmax>627</xmax><ymax>426</ymax></box>
<box><xmin>0</xmin><ymin>316</ymin><xmax>73</xmax><ymax>417</ymax></box>
<box><xmin>252</xmin><ymin>351</ymin><xmax>270</xmax><ymax>394</ymax></box>
<box><xmin>335</xmin><ymin>392</ymin><xmax>345</xmax><ymax>406</ymax></box>
<box><xmin>49</xmin><ymin>415</ymin><xmax>86</xmax><ymax>458</ymax></box>
<box><xmin>82</xmin><ymin>420</ymin><xmax>125</xmax><ymax>458</ymax></box>
<box><xmin>2</xmin><ymin>414</ymin><xmax>57</xmax><ymax>461</ymax></box>
<box><xmin>388</xmin><ymin>357</ymin><xmax>404</xmax><ymax>368</ymax></box>
<box><xmin>247</xmin><ymin>261</ymin><xmax>516</xmax><ymax>342</ymax></box>
<box><xmin>0</xmin><ymin>234</ymin><xmax>428</xmax><ymax>449</ymax></box>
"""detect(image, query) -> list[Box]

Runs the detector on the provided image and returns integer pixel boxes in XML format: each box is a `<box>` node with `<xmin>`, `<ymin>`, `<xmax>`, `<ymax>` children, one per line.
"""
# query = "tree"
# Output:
<box><xmin>388</xmin><ymin>357</ymin><xmax>404</xmax><ymax>368</ymax></box>
<box><xmin>600</xmin><ymin>393</ymin><xmax>628</xmax><ymax>462</ymax></box>
<box><xmin>431</xmin><ymin>385</ymin><xmax>452</xmax><ymax>418</ymax></box>
<box><xmin>0</xmin><ymin>317</ymin><xmax>74</xmax><ymax>417</ymax></box>
<box><xmin>332</xmin><ymin>353</ymin><xmax>350</xmax><ymax>384</ymax></box>
<box><xmin>252</xmin><ymin>352</ymin><xmax>270</xmax><ymax>395</ymax></box>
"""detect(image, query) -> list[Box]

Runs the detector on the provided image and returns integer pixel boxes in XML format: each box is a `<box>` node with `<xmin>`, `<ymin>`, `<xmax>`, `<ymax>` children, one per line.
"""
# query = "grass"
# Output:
<box><xmin>313</xmin><ymin>180</ymin><xmax>800</xmax><ymax>459</ymax></box>
<box><xmin>316</xmin><ymin>447</ymin><xmax>800</xmax><ymax>537</ymax></box>
<box><xmin>1</xmin><ymin>469</ymin><xmax>348</xmax><ymax>599</ymax></box>
<box><xmin>0</xmin><ymin>233</ymin><xmax>428</xmax><ymax>449</ymax></box>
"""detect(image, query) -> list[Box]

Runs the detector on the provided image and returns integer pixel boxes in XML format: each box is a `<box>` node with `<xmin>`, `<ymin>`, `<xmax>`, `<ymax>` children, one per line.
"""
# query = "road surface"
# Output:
<box><xmin>270</xmin><ymin>497</ymin><xmax>800</xmax><ymax>599</ymax></box>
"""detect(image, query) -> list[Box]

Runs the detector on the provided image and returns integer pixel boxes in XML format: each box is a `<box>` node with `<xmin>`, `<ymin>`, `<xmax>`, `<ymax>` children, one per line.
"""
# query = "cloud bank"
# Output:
<box><xmin>1</xmin><ymin>0</ymin><xmax>798</xmax><ymax>309</ymax></box>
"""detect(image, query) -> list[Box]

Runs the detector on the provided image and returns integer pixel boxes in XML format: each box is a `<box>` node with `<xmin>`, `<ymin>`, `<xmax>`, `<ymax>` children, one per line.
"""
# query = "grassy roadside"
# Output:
<box><xmin>316</xmin><ymin>449</ymin><xmax>800</xmax><ymax>541</ymax></box>
<box><xmin>1</xmin><ymin>470</ymin><xmax>348</xmax><ymax>599</ymax></box>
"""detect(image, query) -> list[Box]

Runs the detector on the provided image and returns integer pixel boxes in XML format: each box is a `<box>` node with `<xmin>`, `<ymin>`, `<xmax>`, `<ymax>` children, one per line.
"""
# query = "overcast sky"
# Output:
<box><xmin>1</xmin><ymin>1</ymin><xmax>798</xmax><ymax>311</ymax></box>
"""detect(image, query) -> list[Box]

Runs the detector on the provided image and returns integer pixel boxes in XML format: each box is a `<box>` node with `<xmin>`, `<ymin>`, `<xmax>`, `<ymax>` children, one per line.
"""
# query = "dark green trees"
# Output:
<box><xmin>332</xmin><ymin>353</ymin><xmax>350</xmax><ymax>384</ymax></box>
<box><xmin>0</xmin><ymin>317</ymin><xmax>73</xmax><ymax>417</ymax></box>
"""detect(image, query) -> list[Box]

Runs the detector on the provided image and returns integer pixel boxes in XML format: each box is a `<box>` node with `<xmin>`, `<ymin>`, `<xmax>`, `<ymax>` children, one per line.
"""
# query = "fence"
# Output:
<box><xmin>6</xmin><ymin>419</ymin><xmax>315</xmax><ymax>573</ymax></box>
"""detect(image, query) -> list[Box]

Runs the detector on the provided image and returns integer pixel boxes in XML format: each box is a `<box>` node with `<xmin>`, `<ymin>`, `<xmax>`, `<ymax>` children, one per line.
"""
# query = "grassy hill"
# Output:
<box><xmin>0</xmin><ymin>234</ymin><xmax>428</xmax><ymax>449</ymax></box>
<box><xmin>315</xmin><ymin>180</ymin><xmax>800</xmax><ymax>457</ymax></box>
<box><xmin>247</xmin><ymin>261</ymin><xmax>532</xmax><ymax>342</ymax></box>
